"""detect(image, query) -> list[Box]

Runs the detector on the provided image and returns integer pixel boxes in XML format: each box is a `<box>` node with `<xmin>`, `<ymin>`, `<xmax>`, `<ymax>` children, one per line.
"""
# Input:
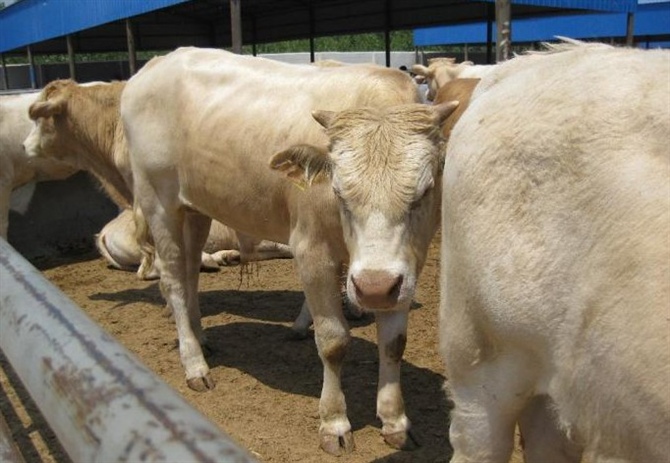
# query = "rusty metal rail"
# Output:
<box><xmin>0</xmin><ymin>238</ymin><xmax>258</xmax><ymax>463</ymax></box>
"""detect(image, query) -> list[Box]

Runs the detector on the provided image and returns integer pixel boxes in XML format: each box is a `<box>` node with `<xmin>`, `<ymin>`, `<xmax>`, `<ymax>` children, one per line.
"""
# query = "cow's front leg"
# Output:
<box><xmin>375</xmin><ymin>310</ymin><xmax>417</xmax><ymax>450</ymax></box>
<box><xmin>313</xmin><ymin>309</ymin><xmax>352</xmax><ymax>455</ymax></box>
<box><xmin>294</xmin><ymin>244</ymin><xmax>352</xmax><ymax>455</ymax></box>
<box><xmin>137</xmin><ymin>185</ymin><xmax>213</xmax><ymax>392</ymax></box>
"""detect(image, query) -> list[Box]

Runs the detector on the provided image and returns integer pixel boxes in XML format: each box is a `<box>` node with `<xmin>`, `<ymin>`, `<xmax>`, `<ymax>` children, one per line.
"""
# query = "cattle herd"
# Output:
<box><xmin>1</xmin><ymin>38</ymin><xmax>668</xmax><ymax>462</ymax></box>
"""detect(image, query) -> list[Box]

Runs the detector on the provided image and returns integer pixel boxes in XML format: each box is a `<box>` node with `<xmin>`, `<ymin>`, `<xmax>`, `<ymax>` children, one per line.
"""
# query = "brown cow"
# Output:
<box><xmin>23</xmin><ymin>79</ymin><xmax>293</xmax><ymax>277</ymax></box>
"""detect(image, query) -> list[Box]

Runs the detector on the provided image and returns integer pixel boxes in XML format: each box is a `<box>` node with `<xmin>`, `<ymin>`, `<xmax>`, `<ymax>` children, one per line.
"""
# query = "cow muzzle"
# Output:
<box><xmin>22</xmin><ymin>130</ymin><xmax>40</xmax><ymax>158</ymax></box>
<box><xmin>350</xmin><ymin>270</ymin><xmax>403</xmax><ymax>310</ymax></box>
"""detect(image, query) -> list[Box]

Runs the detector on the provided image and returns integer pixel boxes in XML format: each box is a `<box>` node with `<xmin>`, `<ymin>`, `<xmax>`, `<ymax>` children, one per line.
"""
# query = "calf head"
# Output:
<box><xmin>270</xmin><ymin>102</ymin><xmax>457</xmax><ymax>311</ymax></box>
<box><xmin>23</xmin><ymin>80</ymin><xmax>78</xmax><ymax>165</ymax></box>
<box><xmin>23</xmin><ymin>79</ymin><xmax>121</xmax><ymax>169</ymax></box>
<box><xmin>411</xmin><ymin>60</ymin><xmax>473</xmax><ymax>101</ymax></box>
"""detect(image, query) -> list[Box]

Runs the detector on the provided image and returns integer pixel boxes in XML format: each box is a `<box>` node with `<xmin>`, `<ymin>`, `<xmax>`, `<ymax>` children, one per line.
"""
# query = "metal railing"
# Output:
<box><xmin>0</xmin><ymin>238</ymin><xmax>258</xmax><ymax>463</ymax></box>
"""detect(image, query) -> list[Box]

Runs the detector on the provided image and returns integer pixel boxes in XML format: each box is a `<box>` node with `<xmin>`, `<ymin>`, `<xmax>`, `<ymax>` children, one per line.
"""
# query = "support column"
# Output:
<box><xmin>626</xmin><ymin>12</ymin><xmax>635</xmax><ymax>47</ymax></box>
<box><xmin>1</xmin><ymin>53</ymin><xmax>8</xmax><ymax>90</ymax></box>
<box><xmin>495</xmin><ymin>0</ymin><xmax>511</xmax><ymax>63</ymax></box>
<box><xmin>66</xmin><ymin>34</ymin><xmax>76</xmax><ymax>81</ymax></box>
<box><xmin>309</xmin><ymin>2</ymin><xmax>315</xmax><ymax>63</ymax></box>
<box><xmin>251</xmin><ymin>15</ymin><xmax>258</xmax><ymax>56</ymax></box>
<box><xmin>27</xmin><ymin>45</ymin><xmax>36</xmax><ymax>89</ymax></box>
<box><xmin>486</xmin><ymin>3</ymin><xmax>494</xmax><ymax>64</ymax></box>
<box><xmin>230</xmin><ymin>0</ymin><xmax>242</xmax><ymax>54</ymax></box>
<box><xmin>126</xmin><ymin>19</ymin><xmax>137</xmax><ymax>76</ymax></box>
<box><xmin>384</xmin><ymin>0</ymin><xmax>391</xmax><ymax>67</ymax></box>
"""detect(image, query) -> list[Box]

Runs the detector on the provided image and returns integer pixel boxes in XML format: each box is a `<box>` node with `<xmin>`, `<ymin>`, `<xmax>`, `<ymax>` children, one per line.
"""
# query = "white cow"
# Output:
<box><xmin>412</xmin><ymin>58</ymin><xmax>495</xmax><ymax>101</ymax></box>
<box><xmin>0</xmin><ymin>92</ymin><xmax>77</xmax><ymax>239</ymax></box>
<box><xmin>441</xmin><ymin>41</ymin><xmax>670</xmax><ymax>462</ymax></box>
<box><xmin>119</xmin><ymin>47</ymin><xmax>458</xmax><ymax>455</ymax></box>
<box><xmin>97</xmin><ymin>208</ymin><xmax>293</xmax><ymax>271</ymax></box>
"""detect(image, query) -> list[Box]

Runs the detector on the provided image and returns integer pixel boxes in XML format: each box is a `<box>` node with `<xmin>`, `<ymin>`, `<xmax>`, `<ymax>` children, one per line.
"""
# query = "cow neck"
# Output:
<box><xmin>69</xmin><ymin>86</ymin><xmax>133</xmax><ymax>208</ymax></box>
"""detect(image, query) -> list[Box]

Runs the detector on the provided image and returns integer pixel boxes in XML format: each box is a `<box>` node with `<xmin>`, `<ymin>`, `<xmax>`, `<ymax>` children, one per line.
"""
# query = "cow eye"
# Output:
<box><xmin>332</xmin><ymin>187</ymin><xmax>354</xmax><ymax>219</ymax></box>
<box><xmin>411</xmin><ymin>187</ymin><xmax>431</xmax><ymax>210</ymax></box>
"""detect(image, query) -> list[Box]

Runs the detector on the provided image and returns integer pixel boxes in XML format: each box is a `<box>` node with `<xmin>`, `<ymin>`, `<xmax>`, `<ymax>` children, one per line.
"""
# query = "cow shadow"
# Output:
<box><xmin>199</xmin><ymin>287</ymin><xmax>421</xmax><ymax>327</ymax></box>
<box><xmin>90</xmin><ymin>285</ymin><xmax>380</xmax><ymax>329</ymax></box>
<box><xmin>204</xmin><ymin>321</ymin><xmax>452</xmax><ymax>459</ymax></box>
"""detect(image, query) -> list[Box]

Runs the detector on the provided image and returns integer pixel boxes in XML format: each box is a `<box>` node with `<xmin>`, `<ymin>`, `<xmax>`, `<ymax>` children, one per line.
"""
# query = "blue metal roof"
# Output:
<box><xmin>0</xmin><ymin>0</ymin><xmax>190</xmax><ymax>53</ymax></box>
<box><xmin>414</xmin><ymin>1</ymin><xmax>669</xmax><ymax>46</ymax></box>
<box><xmin>477</xmin><ymin>0</ymin><xmax>637</xmax><ymax>12</ymax></box>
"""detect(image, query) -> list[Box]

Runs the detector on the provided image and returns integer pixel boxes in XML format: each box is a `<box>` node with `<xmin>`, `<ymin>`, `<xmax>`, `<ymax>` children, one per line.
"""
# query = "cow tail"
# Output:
<box><xmin>134</xmin><ymin>204</ymin><xmax>158</xmax><ymax>280</ymax></box>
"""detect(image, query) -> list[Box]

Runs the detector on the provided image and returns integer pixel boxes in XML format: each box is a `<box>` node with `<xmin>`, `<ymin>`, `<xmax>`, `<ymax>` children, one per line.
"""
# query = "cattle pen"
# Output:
<box><xmin>0</xmin><ymin>238</ymin><xmax>258</xmax><ymax>463</ymax></box>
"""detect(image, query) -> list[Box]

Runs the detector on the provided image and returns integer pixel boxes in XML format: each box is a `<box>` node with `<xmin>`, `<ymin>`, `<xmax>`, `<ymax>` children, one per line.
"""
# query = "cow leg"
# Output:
<box><xmin>290</xmin><ymin>299</ymin><xmax>313</xmax><ymax>340</ymax></box>
<box><xmin>446</xmin><ymin>352</ymin><xmax>536</xmax><ymax>463</ymax></box>
<box><xmin>294</xmin><ymin>242</ymin><xmax>352</xmax><ymax>455</ymax></box>
<box><xmin>518</xmin><ymin>395</ymin><xmax>583</xmax><ymax>463</ymax></box>
<box><xmin>375</xmin><ymin>310</ymin><xmax>416</xmax><ymax>450</ymax></box>
<box><xmin>236</xmin><ymin>232</ymin><xmax>293</xmax><ymax>263</ymax></box>
<box><xmin>183</xmin><ymin>211</ymin><xmax>212</xmax><ymax>352</ymax></box>
<box><xmin>136</xmin><ymin>179</ymin><xmax>213</xmax><ymax>392</ymax></box>
<box><xmin>248</xmin><ymin>240</ymin><xmax>293</xmax><ymax>261</ymax></box>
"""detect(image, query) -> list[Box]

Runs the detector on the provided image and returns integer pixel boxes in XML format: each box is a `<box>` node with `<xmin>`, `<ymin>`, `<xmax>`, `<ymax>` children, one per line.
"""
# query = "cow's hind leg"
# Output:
<box><xmin>375</xmin><ymin>310</ymin><xmax>416</xmax><ymax>450</ymax></box>
<box><xmin>446</xmin><ymin>351</ymin><xmax>536</xmax><ymax>463</ymax></box>
<box><xmin>518</xmin><ymin>395</ymin><xmax>583</xmax><ymax>463</ymax></box>
<box><xmin>183</xmin><ymin>211</ymin><xmax>213</xmax><ymax>356</ymax></box>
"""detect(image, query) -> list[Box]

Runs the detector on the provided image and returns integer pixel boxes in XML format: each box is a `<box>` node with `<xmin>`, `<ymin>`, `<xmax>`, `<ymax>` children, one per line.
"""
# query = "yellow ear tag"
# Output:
<box><xmin>291</xmin><ymin>178</ymin><xmax>308</xmax><ymax>191</ymax></box>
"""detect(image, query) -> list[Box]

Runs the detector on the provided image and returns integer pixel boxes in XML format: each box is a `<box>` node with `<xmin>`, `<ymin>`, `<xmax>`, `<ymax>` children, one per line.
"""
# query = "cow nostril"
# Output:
<box><xmin>389</xmin><ymin>274</ymin><xmax>403</xmax><ymax>298</ymax></box>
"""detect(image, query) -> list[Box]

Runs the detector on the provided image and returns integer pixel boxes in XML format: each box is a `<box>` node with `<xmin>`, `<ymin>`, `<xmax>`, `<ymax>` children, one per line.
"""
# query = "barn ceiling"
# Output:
<box><xmin>0</xmin><ymin>0</ymin><xmax>581</xmax><ymax>56</ymax></box>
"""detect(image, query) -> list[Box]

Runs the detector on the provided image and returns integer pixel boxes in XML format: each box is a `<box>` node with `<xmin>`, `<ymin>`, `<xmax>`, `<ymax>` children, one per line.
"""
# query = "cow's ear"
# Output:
<box><xmin>270</xmin><ymin>144</ymin><xmax>333</xmax><ymax>188</ymax></box>
<box><xmin>28</xmin><ymin>96</ymin><xmax>66</xmax><ymax>120</ymax></box>
<box><xmin>433</xmin><ymin>100</ymin><xmax>460</xmax><ymax>127</ymax></box>
<box><xmin>312</xmin><ymin>110</ymin><xmax>336</xmax><ymax>129</ymax></box>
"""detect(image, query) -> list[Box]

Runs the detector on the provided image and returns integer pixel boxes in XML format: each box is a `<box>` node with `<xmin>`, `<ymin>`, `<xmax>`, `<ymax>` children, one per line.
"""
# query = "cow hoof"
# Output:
<box><xmin>211</xmin><ymin>250</ymin><xmax>241</xmax><ymax>266</ymax></box>
<box><xmin>383</xmin><ymin>429</ymin><xmax>420</xmax><ymax>450</ymax></box>
<box><xmin>187</xmin><ymin>374</ymin><xmax>215</xmax><ymax>392</ymax></box>
<box><xmin>320</xmin><ymin>432</ymin><xmax>355</xmax><ymax>456</ymax></box>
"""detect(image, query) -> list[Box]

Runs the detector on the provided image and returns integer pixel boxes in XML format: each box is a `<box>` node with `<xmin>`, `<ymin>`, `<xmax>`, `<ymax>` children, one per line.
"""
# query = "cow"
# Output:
<box><xmin>119</xmin><ymin>47</ymin><xmax>459</xmax><ymax>455</ymax></box>
<box><xmin>432</xmin><ymin>78</ymin><xmax>480</xmax><ymax>139</ymax></box>
<box><xmin>97</xmin><ymin>208</ymin><xmax>293</xmax><ymax>271</ymax></box>
<box><xmin>412</xmin><ymin>58</ymin><xmax>494</xmax><ymax>101</ymax></box>
<box><xmin>23</xmin><ymin>79</ymin><xmax>293</xmax><ymax>277</ymax></box>
<box><xmin>440</xmin><ymin>41</ymin><xmax>670</xmax><ymax>462</ymax></box>
<box><xmin>0</xmin><ymin>92</ymin><xmax>77</xmax><ymax>239</ymax></box>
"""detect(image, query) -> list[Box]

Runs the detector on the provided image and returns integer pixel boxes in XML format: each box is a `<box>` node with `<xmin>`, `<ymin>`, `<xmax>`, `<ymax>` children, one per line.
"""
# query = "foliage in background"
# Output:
<box><xmin>3</xmin><ymin>30</ymin><xmax>488</xmax><ymax>64</ymax></box>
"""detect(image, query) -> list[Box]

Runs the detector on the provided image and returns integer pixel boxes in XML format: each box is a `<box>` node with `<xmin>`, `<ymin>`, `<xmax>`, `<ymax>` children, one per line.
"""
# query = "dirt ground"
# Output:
<box><xmin>1</xmin><ymin>232</ymin><xmax>525</xmax><ymax>463</ymax></box>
